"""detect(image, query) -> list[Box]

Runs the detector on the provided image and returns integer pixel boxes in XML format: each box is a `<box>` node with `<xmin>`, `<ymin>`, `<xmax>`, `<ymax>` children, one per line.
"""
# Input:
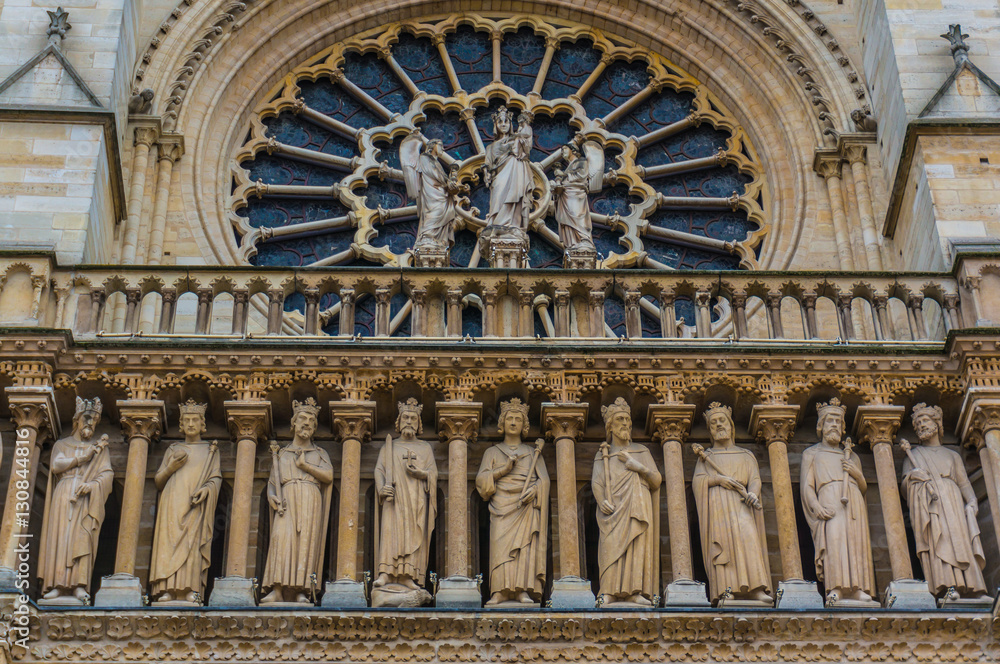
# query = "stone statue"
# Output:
<box><xmin>901</xmin><ymin>403</ymin><xmax>986</xmax><ymax>600</ymax></box>
<box><xmin>553</xmin><ymin>144</ymin><xmax>596</xmax><ymax>255</ymax></box>
<box><xmin>261</xmin><ymin>397</ymin><xmax>333</xmax><ymax>604</ymax></box>
<box><xmin>373</xmin><ymin>397</ymin><xmax>438</xmax><ymax>607</ymax></box>
<box><xmin>483</xmin><ymin>106</ymin><xmax>533</xmax><ymax>232</ymax></box>
<box><xmin>801</xmin><ymin>398</ymin><xmax>876</xmax><ymax>605</ymax></box>
<box><xmin>475</xmin><ymin>398</ymin><xmax>550</xmax><ymax>606</ymax></box>
<box><xmin>39</xmin><ymin>397</ymin><xmax>113</xmax><ymax>605</ymax></box>
<box><xmin>400</xmin><ymin>133</ymin><xmax>458</xmax><ymax>253</ymax></box>
<box><xmin>149</xmin><ymin>400</ymin><xmax>222</xmax><ymax>605</ymax></box>
<box><xmin>691</xmin><ymin>402</ymin><xmax>772</xmax><ymax>605</ymax></box>
<box><xmin>592</xmin><ymin>397</ymin><xmax>661</xmax><ymax>607</ymax></box>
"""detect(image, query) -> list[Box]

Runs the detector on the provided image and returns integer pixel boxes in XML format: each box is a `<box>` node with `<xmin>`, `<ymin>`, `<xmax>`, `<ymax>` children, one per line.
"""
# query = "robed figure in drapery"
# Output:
<box><xmin>475</xmin><ymin>398</ymin><xmax>549</xmax><ymax>606</ymax></box>
<box><xmin>692</xmin><ymin>402</ymin><xmax>772</xmax><ymax>605</ymax></box>
<box><xmin>39</xmin><ymin>397</ymin><xmax>113</xmax><ymax>604</ymax></box>
<box><xmin>261</xmin><ymin>397</ymin><xmax>333</xmax><ymax>604</ymax></box>
<box><xmin>373</xmin><ymin>398</ymin><xmax>438</xmax><ymax>606</ymax></box>
<box><xmin>149</xmin><ymin>400</ymin><xmax>221</xmax><ymax>604</ymax></box>
<box><xmin>592</xmin><ymin>397</ymin><xmax>661</xmax><ymax>607</ymax></box>
<box><xmin>553</xmin><ymin>144</ymin><xmax>596</xmax><ymax>253</ymax></box>
<box><xmin>400</xmin><ymin>133</ymin><xmax>457</xmax><ymax>252</ymax></box>
<box><xmin>902</xmin><ymin>403</ymin><xmax>986</xmax><ymax>599</ymax></box>
<box><xmin>483</xmin><ymin>106</ymin><xmax>533</xmax><ymax>231</ymax></box>
<box><xmin>801</xmin><ymin>398</ymin><xmax>876</xmax><ymax>604</ymax></box>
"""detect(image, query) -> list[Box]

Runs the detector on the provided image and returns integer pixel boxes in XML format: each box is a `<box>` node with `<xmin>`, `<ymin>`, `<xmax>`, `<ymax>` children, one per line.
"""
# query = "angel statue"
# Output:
<box><xmin>553</xmin><ymin>144</ymin><xmax>596</xmax><ymax>255</ymax></box>
<box><xmin>400</xmin><ymin>132</ymin><xmax>459</xmax><ymax>253</ymax></box>
<box><xmin>483</xmin><ymin>106</ymin><xmax>533</xmax><ymax>232</ymax></box>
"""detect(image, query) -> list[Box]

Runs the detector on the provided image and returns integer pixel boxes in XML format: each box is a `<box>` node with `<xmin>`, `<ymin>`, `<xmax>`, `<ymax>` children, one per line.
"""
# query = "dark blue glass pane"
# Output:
<box><xmin>374</xmin><ymin>136</ymin><xmax>403</xmax><ymax>169</ymax></box>
<box><xmin>240</xmin><ymin>154</ymin><xmax>341</xmax><ymax>187</ymax></box>
<box><xmin>674</xmin><ymin>296</ymin><xmax>694</xmax><ymax>326</ymax></box>
<box><xmin>649</xmin><ymin>166</ymin><xmax>752</xmax><ymax>198</ymax></box>
<box><xmin>604</xmin><ymin>296</ymin><xmax>626</xmax><ymax>336</ymax></box>
<box><xmin>644</xmin><ymin>239</ymin><xmax>742</xmax><ymax>270</ymax></box>
<box><xmin>262</xmin><ymin>114</ymin><xmax>357</xmax><ymax>158</ymax></box>
<box><xmin>529</xmin><ymin>112</ymin><xmax>575</xmax><ymax>162</ymax></box>
<box><xmin>589</xmin><ymin>184</ymin><xmax>640</xmax><ymax>216</ymax></box>
<box><xmin>533</xmin><ymin>310</ymin><xmax>547</xmax><ymax>337</ymax></box>
<box><xmin>354</xmin><ymin>293</ymin><xmax>376</xmax><ymax>336</ymax></box>
<box><xmin>640</xmin><ymin>296</ymin><xmax>661</xmax><ymax>338</ymax></box>
<box><xmin>541</xmin><ymin>39</ymin><xmax>601</xmax><ymax>99</ymax></box>
<box><xmin>342</xmin><ymin>51</ymin><xmax>412</xmax><ymax>116</ymax></box>
<box><xmin>447</xmin><ymin>26</ymin><xmax>492</xmax><ymax>93</ymax></box>
<box><xmin>391</xmin><ymin>292</ymin><xmax>411</xmax><ymax>337</ymax></box>
<box><xmin>360</xmin><ymin>179</ymin><xmax>411</xmax><ymax>209</ymax></box>
<box><xmin>250</xmin><ymin>228</ymin><xmax>356</xmax><ymax>267</ymax></box>
<box><xmin>394</xmin><ymin>32</ymin><xmax>452</xmax><ymax>97</ymax></box>
<box><xmin>647</xmin><ymin>210</ymin><xmax>756</xmax><ymax>243</ymax></box>
<box><xmin>370</xmin><ymin>219</ymin><xmax>417</xmax><ymax>254</ymax></box>
<box><xmin>582</xmin><ymin>60</ymin><xmax>649</xmax><ymax>119</ymax></box>
<box><xmin>420</xmin><ymin>109</ymin><xmax>476</xmax><ymax>160</ymax></box>
<box><xmin>500</xmin><ymin>27</ymin><xmax>546</xmax><ymax>95</ymax></box>
<box><xmin>450</xmin><ymin>229</ymin><xmax>477</xmax><ymax>267</ymax></box>
<box><xmin>461</xmin><ymin>304</ymin><xmax>482</xmax><ymax>337</ymax></box>
<box><xmin>320</xmin><ymin>292</ymin><xmax>342</xmax><ymax>335</ymax></box>
<box><xmin>636</xmin><ymin>124</ymin><xmax>731</xmax><ymax>166</ymax></box>
<box><xmin>527</xmin><ymin>232</ymin><xmax>562</xmax><ymax>268</ymax></box>
<box><xmin>240</xmin><ymin>198</ymin><xmax>349</xmax><ymax>232</ymax></box>
<box><xmin>284</xmin><ymin>291</ymin><xmax>305</xmax><ymax>314</ymax></box>
<box><xmin>299</xmin><ymin>79</ymin><xmax>379</xmax><ymax>129</ymax></box>
<box><xmin>593</xmin><ymin>225</ymin><xmax>624</xmax><ymax>259</ymax></box>
<box><xmin>474</xmin><ymin>98</ymin><xmax>506</xmax><ymax>148</ymax></box>
<box><xmin>468</xmin><ymin>182</ymin><xmax>490</xmax><ymax>218</ymax></box>
<box><xmin>610</xmin><ymin>89</ymin><xmax>695</xmax><ymax>137</ymax></box>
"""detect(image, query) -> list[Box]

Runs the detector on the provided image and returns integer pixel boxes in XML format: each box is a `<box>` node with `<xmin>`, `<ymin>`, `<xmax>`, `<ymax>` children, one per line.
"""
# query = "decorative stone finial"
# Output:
<box><xmin>942</xmin><ymin>24</ymin><xmax>970</xmax><ymax>65</ymax></box>
<box><xmin>46</xmin><ymin>8</ymin><xmax>71</xmax><ymax>47</ymax></box>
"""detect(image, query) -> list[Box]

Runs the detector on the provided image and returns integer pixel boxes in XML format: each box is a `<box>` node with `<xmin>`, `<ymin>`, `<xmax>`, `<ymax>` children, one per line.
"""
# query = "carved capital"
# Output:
<box><xmin>814</xmin><ymin>151</ymin><xmax>843</xmax><ymax>180</ymax></box>
<box><xmin>843</xmin><ymin>143</ymin><xmax>867</xmax><ymax>165</ymax></box>
<box><xmin>645</xmin><ymin>403</ymin><xmax>696</xmax><ymax>444</ymax></box>
<box><xmin>436</xmin><ymin>401</ymin><xmax>482</xmax><ymax>444</ymax></box>
<box><xmin>544</xmin><ymin>36</ymin><xmax>561</xmax><ymax>50</ymax></box>
<box><xmin>852</xmin><ymin>405</ymin><xmax>905</xmax><ymax>448</ymax></box>
<box><xmin>330</xmin><ymin>400</ymin><xmax>376</xmax><ymax>443</ymax></box>
<box><xmin>117</xmin><ymin>399</ymin><xmax>166</xmax><ymax>444</ymax></box>
<box><xmin>224</xmin><ymin>400</ymin><xmax>272</xmax><ymax>443</ymax></box>
<box><xmin>541</xmin><ymin>402</ymin><xmax>588</xmax><ymax>441</ymax></box>
<box><xmin>133</xmin><ymin>126</ymin><xmax>158</xmax><ymax>148</ymax></box>
<box><xmin>156</xmin><ymin>135</ymin><xmax>184</xmax><ymax>163</ymax></box>
<box><xmin>6</xmin><ymin>386</ymin><xmax>59</xmax><ymax>442</ymax></box>
<box><xmin>749</xmin><ymin>404</ymin><xmax>800</xmax><ymax>446</ymax></box>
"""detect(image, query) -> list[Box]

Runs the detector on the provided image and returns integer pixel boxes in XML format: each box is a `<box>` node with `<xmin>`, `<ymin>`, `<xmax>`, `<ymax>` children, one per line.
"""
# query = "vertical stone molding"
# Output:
<box><xmin>435</xmin><ymin>401</ymin><xmax>482</xmax><ymax>608</ymax></box>
<box><xmin>541</xmin><ymin>402</ymin><xmax>594</xmax><ymax>608</ymax></box>
<box><xmin>209</xmin><ymin>400</ymin><xmax>271</xmax><ymax>607</ymax></box>
<box><xmin>749</xmin><ymin>404</ymin><xmax>823</xmax><ymax>609</ymax></box>
<box><xmin>95</xmin><ymin>400</ymin><xmax>165</xmax><ymax>607</ymax></box>
<box><xmin>0</xmin><ymin>387</ymin><xmax>58</xmax><ymax>589</ymax></box>
<box><xmin>122</xmin><ymin>123</ymin><xmax>160</xmax><ymax>264</ymax></box>
<box><xmin>959</xmin><ymin>395</ymin><xmax>1000</xmax><ymax>555</ymax></box>
<box><xmin>815</xmin><ymin>154</ymin><xmax>855</xmax><ymax>270</ymax></box>
<box><xmin>854</xmin><ymin>405</ymin><xmax>935</xmax><ymax>609</ymax></box>
<box><xmin>646</xmin><ymin>403</ymin><xmax>710</xmax><ymax>607</ymax></box>
<box><xmin>843</xmin><ymin>141</ymin><xmax>883</xmax><ymax>270</ymax></box>
<box><xmin>324</xmin><ymin>400</ymin><xmax>375</xmax><ymax>607</ymax></box>
<box><xmin>146</xmin><ymin>137</ymin><xmax>184</xmax><ymax>265</ymax></box>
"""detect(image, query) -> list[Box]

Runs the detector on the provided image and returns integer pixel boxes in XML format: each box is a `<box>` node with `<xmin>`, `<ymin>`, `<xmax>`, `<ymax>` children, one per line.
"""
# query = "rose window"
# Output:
<box><xmin>231</xmin><ymin>16</ymin><xmax>766</xmax><ymax>275</ymax></box>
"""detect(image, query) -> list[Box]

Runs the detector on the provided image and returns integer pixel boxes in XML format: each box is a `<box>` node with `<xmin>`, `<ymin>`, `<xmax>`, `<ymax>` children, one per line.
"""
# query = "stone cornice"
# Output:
<box><xmin>436</xmin><ymin>401</ymin><xmax>482</xmax><ymax>444</ymax></box>
<box><xmin>541</xmin><ymin>402</ymin><xmax>588</xmax><ymax>440</ymax></box>
<box><xmin>329</xmin><ymin>400</ymin><xmax>376</xmax><ymax>443</ymax></box>
<box><xmin>853</xmin><ymin>404</ymin><xmax>906</xmax><ymax>448</ymax></box>
<box><xmin>748</xmin><ymin>404</ymin><xmax>800</xmax><ymax>445</ymax></box>
<box><xmin>5</xmin><ymin>386</ymin><xmax>60</xmax><ymax>441</ymax></box>
<box><xmin>645</xmin><ymin>404</ymin><xmax>696</xmax><ymax>444</ymax></box>
<box><xmin>224</xmin><ymin>400</ymin><xmax>272</xmax><ymax>442</ymax></box>
<box><xmin>116</xmin><ymin>399</ymin><xmax>167</xmax><ymax>443</ymax></box>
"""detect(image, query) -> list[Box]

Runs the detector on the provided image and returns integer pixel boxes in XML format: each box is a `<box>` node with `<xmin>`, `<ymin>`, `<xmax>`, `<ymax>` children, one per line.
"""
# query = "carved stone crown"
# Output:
<box><xmin>601</xmin><ymin>397</ymin><xmax>630</xmax><ymax>423</ymax></box>
<box><xmin>292</xmin><ymin>397</ymin><xmax>321</xmax><ymax>417</ymax></box>
<box><xmin>178</xmin><ymin>399</ymin><xmax>208</xmax><ymax>417</ymax></box>
<box><xmin>703</xmin><ymin>401</ymin><xmax>732</xmax><ymax>423</ymax></box>
<box><xmin>398</xmin><ymin>397</ymin><xmax>423</xmax><ymax>417</ymax></box>
<box><xmin>74</xmin><ymin>396</ymin><xmax>102</xmax><ymax>417</ymax></box>
<box><xmin>499</xmin><ymin>397</ymin><xmax>529</xmax><ymax>420</ymax></box>
<box><xmin>816</xmin><ymin>397</ymin><xmax>845</xmax><ymax>420</ymax></box>
<box><xmin>912</xmin><ymin>402</ymin><xmax>943</xmax><ymax>424</ymax></box>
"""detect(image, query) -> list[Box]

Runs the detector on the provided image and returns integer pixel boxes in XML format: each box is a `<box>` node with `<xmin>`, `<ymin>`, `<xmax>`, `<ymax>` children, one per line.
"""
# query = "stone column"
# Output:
<box><xmin>541</xmin><ymin>402</ymin><xmax>595</xmax><ymax>607</ymax></box>
<box><xmin>748</xmin><ymin>405</ymin><xmax>823</xmax><ymax>608</ymax></box>
<box><xmin>816</xmin><ymin>157</ymin><xmax>855</xmax><ymax>270</ymax></box>
<box><xmin>122</xmin><ymin>126</ymin><xmax>158</xmax><ymax>264</ymax></box>
<box><xmin>446</xmin><ymin>289</ymin><xmax>463</xmax><ymax>337</ymax></box>
<box><xmin>95</xmin><ymin>400</ymin><xmax>166</xmax><ymax>607</ymax></box>
<box><xmin>0</xmin><ymin>387</ymin><xmax>58</xmax><ymax>590</ymax></box>
<box><xmin>209</xmin><ymin>401</ymin><xmax>272</xmax><ymax>607</ymax></box>
<box><xmin>959</xmin><ymin>395</ymin><xmax>1000</xmax><ymax>554</ymax></box>
<box><xmin>646</xmin><ymin>404</ymin><xmax>710</xmax><ymax>606</ymax></box>
<box><xmin>324</xmin><ymin>400</ymin><xmax>376</xmax><ymax>607</ymax></box>
<box><xmin>435</xmin><ymin>402</ymin><xmax>482</xmax><ymax>607</ymax></box>
<box><xmin>844</xmin><ymin>143</ymin><xmax>884</xmax><ymax>270</ymax></box>
<box><xmin>854</xmin><ymin>405</ymin><xmax>935</xmax><ymax>608</ymax></box>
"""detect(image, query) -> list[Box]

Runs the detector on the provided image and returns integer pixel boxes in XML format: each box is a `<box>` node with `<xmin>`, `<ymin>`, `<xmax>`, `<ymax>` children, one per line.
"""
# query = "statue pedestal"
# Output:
<box><xmin>94</xmin><ymin>573</ymin><xmax>144</xmax><ymax>608</ymax></box>
<box><xmin>662</xmin><ymin>579</ymin><xmax>711</xmax><ymax>607</ymax></box>
<box><xmin>321</xmin><ymin>578</ymin><xmax>368</xmax><ymax>608</ymax></box>
<box><xmin>549</xmin><ymin>576</ymin><xmax>595</xmax><ymax>609</ymax></box>
<box><xmin>884</xmin><ymin>579</ymin><xmax>937</xmax><ymax>609</ymax></box>
<box><xmin>208</xmin><ymin>576</ymin><xmax>256</xmax><ymax>607</ymax></box>
<box><xmin>774</xmin><ymin>580</ymin><xmax>824</xmax><ymax>609</ymax></box>
<box><xmin>413</xmin><ymin>245</ymin><xmax>450</xmax><ymax>268</ymax></box>
<box><xmin>564</xmin><ymin>247</ymin><xmax>597</xmax><ymax>269</ymax></box>
<box><xmin>435</xmin><ymin>576</ymin><xmax>482</xmax><ymax>608</ymax></box>
<box><xmin>479</xmin><ymin>226</ymin><xmax>529</xmax><ymax>268</ymax></box>
<box><xmin>938</xmin><ymin>592</ymin><xmax>994</xmax><ymax>609</ymax></box>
